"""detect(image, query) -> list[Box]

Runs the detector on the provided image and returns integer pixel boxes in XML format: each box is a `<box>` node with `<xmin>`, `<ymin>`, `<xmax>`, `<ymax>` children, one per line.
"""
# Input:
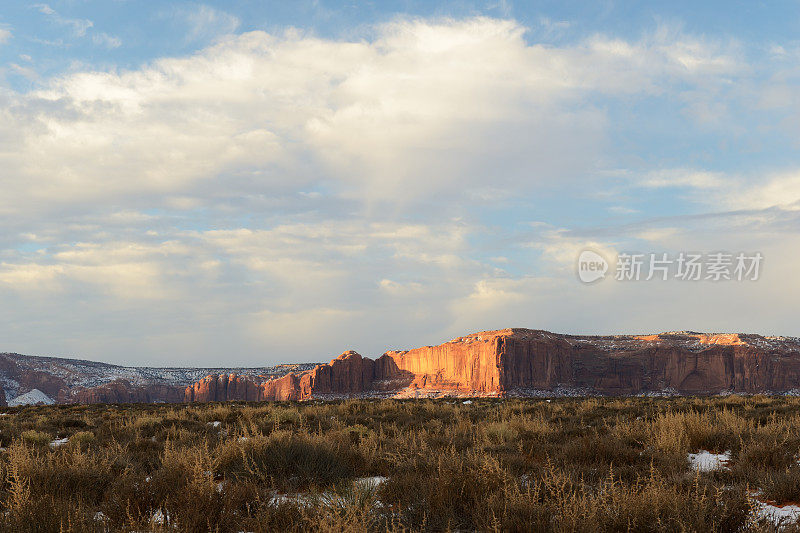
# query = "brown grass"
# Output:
<box><xmin>2</xmin><ymin>397</ymin><xmax>800</xmax><ymax>531</ymax></box>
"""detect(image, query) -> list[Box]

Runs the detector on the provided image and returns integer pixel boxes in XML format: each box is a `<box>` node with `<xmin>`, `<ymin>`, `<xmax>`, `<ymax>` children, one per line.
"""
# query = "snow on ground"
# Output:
<box><xmin>688</xmin><ymin>450</ymin><xmax>730</xmax><ymax>472</ymax></box>
<box><xmin>152</xmin><ymin>509</ymin><xmax>169</xmax><ymax>525</ymax></box>
<box><xmin>270</xmin><ymin>476</ymin><xmax>388</xmax><ymax>507</ymax></box>
<box><xmin>8</xmin><ymin>389</ymin><xmax>54</xmax><ymax>406</ymax></box>
<box><xmin>354</xmin><ymin>476</ymin><xmax>387</xmax><ymax>488</ymax></box>
<box><xmin>49</xmin><ymin>437</ymin><xmax>69</xmax><ymax>448</ymax></box>
<box><xmin>752</xmin><ymin>498</ymin><xmax>800</xmax><ymax>526</ymax></box>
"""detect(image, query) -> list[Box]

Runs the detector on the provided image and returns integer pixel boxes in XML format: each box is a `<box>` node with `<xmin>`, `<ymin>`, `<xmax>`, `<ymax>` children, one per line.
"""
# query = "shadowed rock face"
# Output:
<box><xmin>63</xmin><ymin>380</ymin><xmax>184</xmax><ymax>404</ymax></box>
<box><xmin>184</xmin><ymin>373</ymin><xmax>300</xmax><ymax>402</ymax></box>
<box><xmin>184</xmin><ymin>329</ymin><xmax>800</xmax><ymax>401</ymax></box>
<box><xmin>0</xmin><ymin>352</ymin><xmax>312</xmax><ymax>405</ymax></box>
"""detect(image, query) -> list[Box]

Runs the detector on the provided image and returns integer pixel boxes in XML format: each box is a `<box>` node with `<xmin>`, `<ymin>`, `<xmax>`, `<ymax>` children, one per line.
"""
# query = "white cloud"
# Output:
<box><xmin>183</xmin><ymin>5</ymin><xmax>240</xmax><ymax>41</ymax></box>
<box><xmin>636</xmin><ymin>228</ymin><xmax>680</xmax><ymax>244</ymax></box>
<box><xmin>0</xmin><ymin>18</ymin><xmax>742</xmax><ymax>223</ymax></box>
<box><xmin>33</xmin><ymin>4</ymin><xmax>56</xmax><ymax>16</ymax></box>
<box><xmin>0</xmin><ymin>28</ymin><xmax>11</xmax><ymax>44</ymax></box>
<box><xmin>8</xmin><ymin>63</ymin><xmax>38</xmax><ymax>80</ymax></box>
<box><xmin>92</xmin><ymin>32</ymin><xmax>121</xmax><ymax>49</ymax></box>
<box><xmin>528</xmin><ymin>228</ymin><xmax>619</xmax><ymax>274</ymax></box>
<box><xmin>633</xmin><ymin>167</ymin><xmax>800</xmax><ymax>212</ymax></box>
<box><xmin>731</xmin><ymin>172</ymin><xmax>800</xmax><ymax>211</ymax></box>
<box><xmin>378</xmin><ymin>279</ymin><xmax>424</xmax><ymax>295</ymax></box>
<box><xmin>1</xmin><ymin>16</ymin><xmax>792</xmax><ymax>364</ymax></box>
<box><xmin>34</xmin><ymin>3</ymin><xmax>93</xmax><ymax>37</ymax></box>
<box><xmin>641</xmin><ymin>169</ymin><xmax>728</xmax><ymax>189</ymax></box>
<box><xmin>0</xmin><ymin>218</ymin><xmax>482</xmax><ymax>363</ymax></box>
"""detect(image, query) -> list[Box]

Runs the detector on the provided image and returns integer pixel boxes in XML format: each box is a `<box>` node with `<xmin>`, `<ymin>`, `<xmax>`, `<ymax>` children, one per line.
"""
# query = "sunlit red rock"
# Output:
<box><xmin>7</xmin><ymin>329</ymin><xmax>800</xmax><ymax>404</ymax></box>
<box><xmin>185</xmin><ymin>329</ymin><xmax>800</xmax><ymax>400</ymax></box>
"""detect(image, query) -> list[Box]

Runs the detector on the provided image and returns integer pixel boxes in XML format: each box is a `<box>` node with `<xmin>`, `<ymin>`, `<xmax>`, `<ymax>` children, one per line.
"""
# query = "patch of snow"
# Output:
<box><xmin>688</xmin><ymin>450</ymin><xmax>730</xmax><ymax>472</ymax></box>
<box><xmin>9</xmin><ymin>389</ymin><xmax>54</xmax><ymax>407</ymax></box>
<box><xmin>271</xmin><ymin>477</ymin><xmax>388</xmax><ymax>509</ymax></box>
<box><xmin>462</xmin><ymin>400</ymin><xmax>473</xmax><ymax>405</ymax></box>
<box><xmin>355</xmin><ymin>476</ymin><xmax>387</xmax><ymax>488</ymax></box>
<box><xmin>753</xmin><ymin>500</ymin><xmax>800</xmax><ymax>525</ymax></box>
<box><xmin>93</xmin><ymin>511</ymin><xmax>106</xmax><ymax>522</ymax></box>
<box><xmin>49</xmin><ymin>437</ymin><xmax>69</xmax><ymax>448</ymax></box>
<box><xmin>151</xmin><ymin>509</ymin><xmax>169</xmax><ymax>525</ymax></box>
<box><xmin>270</xmin><ymin>493</ymin><xmax>314</xmax><ymax>507</ymax></box>
<box><xmin>208</xmin><ymin>421</ymin><xmax>222</xmax><ymax>428</ymax></box>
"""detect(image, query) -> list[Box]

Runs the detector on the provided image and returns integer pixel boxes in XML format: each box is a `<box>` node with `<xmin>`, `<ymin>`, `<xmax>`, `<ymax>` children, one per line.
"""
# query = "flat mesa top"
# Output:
<box><xmin>446</xmin><ymin>329</ymin><xmax>800</xmax><ymax>352</ymax></box>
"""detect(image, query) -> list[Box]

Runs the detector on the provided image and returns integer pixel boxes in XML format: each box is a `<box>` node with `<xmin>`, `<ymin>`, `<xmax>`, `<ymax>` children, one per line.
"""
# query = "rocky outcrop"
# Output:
<box><xmin>185</xmin><ymin>374</ymin><xmax>259</xmax><ymax>402</ymax></box>
<box><xmin>185</xmin><ymin>329</ymin><xmax>800</xmax><ymax>400</ymax></box>
<box><xmin>8</xmin><ymin>329</ymin><xmax>800</xmax><ymax>404</ymax></box>
<box><xmin>298</xmin><ymin>351</ymin><xmax>376</xmax><ymax>397</ymax></box>
<box><xmin>184</xmin><ymin>372</ymin><xmax>302</xmax><ymax>402</ymax></box>
<box><xmin>0</xmin><ymin>351</ymin><xmax>309</xmax><ymax>406</ymax></box>
<box><xmin>62</xmin><ymin>380</ymin><xmax>185</xmax><ymax>404</ymax></box>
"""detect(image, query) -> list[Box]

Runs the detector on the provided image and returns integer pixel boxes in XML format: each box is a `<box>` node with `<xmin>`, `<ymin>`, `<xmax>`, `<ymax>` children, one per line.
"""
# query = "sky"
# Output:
<box><xmin>1</xmin><ymin>1</ymin><xmax>800</xmax><ymax>366</ymax></box>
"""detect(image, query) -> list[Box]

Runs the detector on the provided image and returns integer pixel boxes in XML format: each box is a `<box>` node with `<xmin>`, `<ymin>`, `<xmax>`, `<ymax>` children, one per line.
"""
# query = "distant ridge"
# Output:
<box><xmin>3</xmin><ymin>329</ymin><xmax>800</xmax><ymax>406</ymax></box>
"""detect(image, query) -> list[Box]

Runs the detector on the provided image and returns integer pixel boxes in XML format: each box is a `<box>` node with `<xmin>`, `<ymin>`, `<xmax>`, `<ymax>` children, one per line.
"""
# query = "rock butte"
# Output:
<box><xmin>4</xmin><ymin>329</ymin><xmax>800</xmax><ymax>404</ymax></box>
<box><xmin>183</xmin><ymin>329</ymin><xmax>800</xmax><ymax>401</ymax></box>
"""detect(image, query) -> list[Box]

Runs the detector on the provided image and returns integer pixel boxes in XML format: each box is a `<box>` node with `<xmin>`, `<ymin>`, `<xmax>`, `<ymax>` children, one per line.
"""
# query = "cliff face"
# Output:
<box><xmin>380</xmin><ymin>334</ymin><xmax>502</xmax><ymax>392</ymax></box>
<box><xmin>495</xmin><ymin>329</ymin><xmax>800</xmax><ymax>394</ymax></box>
<box><xmin>62</xmin><ymin>380</ymin><xmax>185</xmax><ymax>404</ymax></box>
<box><xmin>7</xmin><ymin>329</ymin><xmax>799</xmax><ymax>405</ymax></box>
<box><xmin>298</xmin><ymin>351</ymin><xmax>376</xmax><ymax>397</ymax></box>
<box><xmin>185</xmin><ymin>329</ymin><xmax>800</xmax><ymax>401</ymax></box>
<box><xmin>184</xmin><ymin>372</ymin><xmax>301</xmax><ymax>402</ymax></box>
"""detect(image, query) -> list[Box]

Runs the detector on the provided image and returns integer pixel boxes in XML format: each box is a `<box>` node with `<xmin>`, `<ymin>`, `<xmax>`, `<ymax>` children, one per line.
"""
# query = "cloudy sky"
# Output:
<box><xmin>1</xmin><ymin>1</ymin><xmax>799</xmax><ymax>366</ymax></box>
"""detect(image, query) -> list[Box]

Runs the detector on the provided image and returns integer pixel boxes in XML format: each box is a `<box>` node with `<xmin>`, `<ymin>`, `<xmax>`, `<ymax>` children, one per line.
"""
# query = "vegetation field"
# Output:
<box><xmin>3</xmin><ymin>397</ymin><xmax>800</xmax><ymax>531</ymax></box>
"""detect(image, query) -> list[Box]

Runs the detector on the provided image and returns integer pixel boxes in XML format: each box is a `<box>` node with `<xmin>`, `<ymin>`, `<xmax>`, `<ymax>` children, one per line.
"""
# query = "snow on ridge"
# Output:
<box><xmin>8</xmin><ymin>389</ymin><xmax>55</xmax><ymax>406</ymax></box>
<box><xmin>0</xmin><ymin>352</ymin><xmax>321</xmax><ymax>391</ymax></box>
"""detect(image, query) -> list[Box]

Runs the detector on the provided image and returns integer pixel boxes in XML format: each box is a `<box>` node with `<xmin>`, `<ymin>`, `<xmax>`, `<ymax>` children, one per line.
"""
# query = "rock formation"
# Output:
<box><xmin>0</xmin><ymin>351</ymin><xmax>309</xmax><ymax>406</ymax></box>
<box><xmin>62</xmin><ymin>380</ymin><xmax>185</xmax><ymax>404</ymax></box>
<box><xmin>6</xmin><ymin>329</ymin><xmax>800</xmax><ymax>405</ymax></box>
<box><xmin>185</xmin><ymin>329</ymin><xmax>800</xmax><ymax>401</ymax></box>
<box><xmin>184</xmin><ymin>373</ymin><xmax>301</xmax><ymax>402</ymax></box>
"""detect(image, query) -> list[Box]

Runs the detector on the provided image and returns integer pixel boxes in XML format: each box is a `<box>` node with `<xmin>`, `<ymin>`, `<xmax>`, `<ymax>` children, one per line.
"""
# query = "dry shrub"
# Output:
<box><xmin>2</xmin><ymin>396</ymin><xmax>800</xmax><ymax>531</ymax></box>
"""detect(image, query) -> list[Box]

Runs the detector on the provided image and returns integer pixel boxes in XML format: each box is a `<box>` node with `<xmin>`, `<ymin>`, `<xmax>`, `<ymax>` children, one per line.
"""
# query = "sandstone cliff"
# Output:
<box><xmin>62</xmin><ymin>380</ymin><xmax>185</xmax><ymax>404</ymax></box>
<box><xmin>185</xmin><ymin>329</ymin><xmax>800</xmax><ymax>401</ymax></box>
<box><xmin>184</xmin><ymin>372</ymin><xmax>300</xmax><ymax>402</ymax></box>
<box><xmin>7</xmin><ymin>329</ymin><xmax>800</xmax><ymax>405</ymax></box>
